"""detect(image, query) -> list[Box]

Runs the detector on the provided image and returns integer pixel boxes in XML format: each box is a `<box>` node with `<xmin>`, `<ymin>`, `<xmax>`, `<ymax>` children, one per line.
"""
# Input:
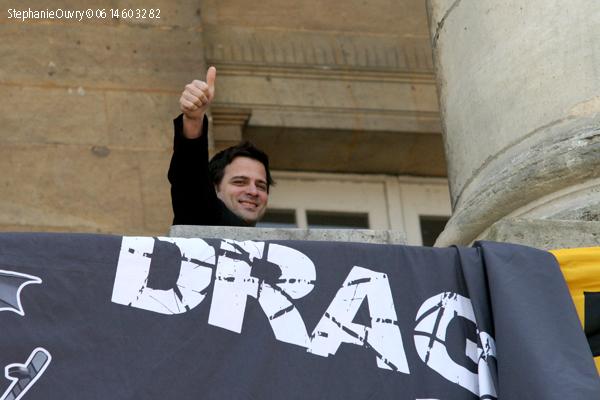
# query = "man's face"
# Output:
<box><xmin>215</xmin><ymin>156</ymin><xmax>269</xmax><ymax>225</ymax></box>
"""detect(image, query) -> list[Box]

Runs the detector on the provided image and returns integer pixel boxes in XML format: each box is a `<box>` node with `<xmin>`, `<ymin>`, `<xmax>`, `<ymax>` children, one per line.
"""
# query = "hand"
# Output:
<box><xmin>179</xmin><ymin>66</ymin><xmax>216</xmax><ymax>138</ymax></box>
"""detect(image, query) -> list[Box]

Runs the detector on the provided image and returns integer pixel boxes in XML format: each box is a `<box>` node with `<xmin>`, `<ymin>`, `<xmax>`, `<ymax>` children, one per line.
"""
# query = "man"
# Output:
<box><xmin>168</xmin><ymin>66</ymin><xmax>274</xmax><ymax>226</ymax></box>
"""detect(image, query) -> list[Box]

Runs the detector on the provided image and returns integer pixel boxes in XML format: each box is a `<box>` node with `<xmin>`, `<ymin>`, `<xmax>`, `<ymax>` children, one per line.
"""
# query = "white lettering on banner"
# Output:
<box><xmin>476</xmin><ymin>331</ymin><xmax>497</xmax><ymax>398</ymax></box>
<box><xmin>209</xmin><ymin>240</ymin><xmax>316</xmax><ymax>347</ymax></box>
<box><xmin>111</xmin><ymin>237</ymin><xmax>498</xmax><ymax>399</ymax></box>
<box><xmin>111</xmin><ymin>237</ymin><xmax>214</xmax><ymax>314</ymax></box>
<box><xmin>308</xmin><ymin>266</ymin><xmax>410</xmax><ymax>373</ymax></box>
<box><xmin>208</xmin><ymin>240</ymin><xmax>262</xmax><ymax>333</ymax></box>
<box><xmin>413</xmin><ymin>292</ymin><xmax>497</xmax><ymax>397</ymax></box>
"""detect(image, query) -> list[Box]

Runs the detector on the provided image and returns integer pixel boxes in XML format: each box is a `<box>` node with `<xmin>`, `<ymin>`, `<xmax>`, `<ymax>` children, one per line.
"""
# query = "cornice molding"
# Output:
<box><xmin>212</xmin><ymin>102</ymin><xmax>439</xmax><ymax>121</ymax></box>
<box><xmin>203</xmin><ymin>26</ymin><xmax>434</xmax><ymax>74</ymax></box>
<box><xmin>208</xmin><ymin>62</ymin><xmax>436</xmax><ymax>84</ymax></box>
<box><xmin>211</xmin><ymin>107</ymin><xmax>252</xmax><ymax>126</ymax></box>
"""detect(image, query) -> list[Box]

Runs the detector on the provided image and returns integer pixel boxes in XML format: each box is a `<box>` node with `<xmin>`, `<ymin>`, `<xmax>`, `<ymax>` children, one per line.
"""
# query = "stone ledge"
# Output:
<box><xmin>435</xmin><ymin>120</ymin><xmax>600</xmax><ymax>246</ymax></box>
<box><xmin>169</xmin><ymin>225</ymin><xmax>406</xmax><ymax>244</ymax></box>
<box><xmin>479</xmin><ymin>218</ymin><xmax>600</xmax><ymax>250</ymax></box>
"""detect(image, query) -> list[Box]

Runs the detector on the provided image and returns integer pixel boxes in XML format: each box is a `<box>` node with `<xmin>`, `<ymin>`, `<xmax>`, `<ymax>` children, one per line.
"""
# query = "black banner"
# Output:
<box><xmin>0</xmin><ymin>233</ymin><xmax>597</xmax><ymax>399</ymax></box>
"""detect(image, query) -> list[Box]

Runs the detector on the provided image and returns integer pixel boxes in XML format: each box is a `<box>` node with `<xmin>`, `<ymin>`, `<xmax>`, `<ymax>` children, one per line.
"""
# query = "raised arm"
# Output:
<box><xmin>179</xmin><ymin>66</ymin><xmax>216</xmax><ymax>139</ymax></box>
<box><xmin>168</xmin><ymin>67</ymin><xmax>219</xmax><ymax>226</ymax></box>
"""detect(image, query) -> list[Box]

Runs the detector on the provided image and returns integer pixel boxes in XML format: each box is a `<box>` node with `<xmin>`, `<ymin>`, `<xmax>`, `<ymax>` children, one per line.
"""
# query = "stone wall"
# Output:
<box><xmin>1</xmin><ymin>1</ymin><xmax>444</xmax><ymax>236</ymax></box>
<box><xmin>1</xmin><ymin>1</ymin><xmax>204</xmax><ymax>234</ymax></box>
<box><xmin>202</xmin><ymin>0</ymin><xmax>445</xmax><ymax>175</ymax></box>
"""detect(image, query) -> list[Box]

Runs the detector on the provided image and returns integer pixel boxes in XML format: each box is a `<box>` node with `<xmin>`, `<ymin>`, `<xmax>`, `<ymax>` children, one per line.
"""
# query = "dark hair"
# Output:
<box><xmin>208</xmin><ymin>141</ymin><xmax>274</xmax><ymax>191</ymax></box>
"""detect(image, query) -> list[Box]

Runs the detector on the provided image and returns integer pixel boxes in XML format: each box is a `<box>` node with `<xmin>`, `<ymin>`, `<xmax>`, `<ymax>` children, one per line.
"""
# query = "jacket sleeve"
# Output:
<box><xmin>168</xmin><ymin>114</ymin><xmax>220</xmax><ymax>225</ymax></box>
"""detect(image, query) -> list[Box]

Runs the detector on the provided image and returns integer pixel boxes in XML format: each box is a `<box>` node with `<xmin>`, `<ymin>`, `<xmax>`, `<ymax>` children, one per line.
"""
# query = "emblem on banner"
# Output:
<box><xmin>0</xmin><ymin>270</ymin><xmax>51</xmax><ymax>400</ymax></box>
<box><xmin>0</xmin><ymin>270</ymin><xmax>41</xmax><ymax>316</ymax></box>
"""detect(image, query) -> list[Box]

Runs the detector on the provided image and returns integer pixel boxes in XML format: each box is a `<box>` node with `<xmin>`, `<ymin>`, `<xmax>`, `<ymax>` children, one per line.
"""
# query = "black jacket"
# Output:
<box><xmin>168</xmin><ymin>114</ymin><xmax>249</xmax><ymax>226</ymax></box>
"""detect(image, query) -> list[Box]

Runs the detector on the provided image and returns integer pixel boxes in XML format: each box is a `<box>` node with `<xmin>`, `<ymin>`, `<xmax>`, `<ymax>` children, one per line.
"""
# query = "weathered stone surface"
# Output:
<box><xmin>0</xmin><ymin>85</ymin><xmax>181</xmax><ymax>149</ymax></box>
<box><xmin>429</xmin><ymin>0</ymin><xmax>600</xmax><ymax>245</ymax></box>
<box><xmin>0</xmin><ymin>144</ymin><xmax>174</xmax><ymax>235</ymax></box>
<box><xmin>201</xmin><ymin>0</ymin><xmax>429</xmax><ymax>37</ymax></box>
<box><xmin>0</xmin><ymin>144</ymin><xmax>145</xmax><ymax>234</ymax></box>
<box><xmin>0</xmin><ymin>1</ymin><xmax>446</xmax><ymax>238</ymax></box>
<box><xmin>508</xmin><ymin>178</ymin><xmax>600</xmax><ymax>222</ymax></box>
<box><xmin>201</xmin><ymin>25</ymin><xmax>439</xmax><ymax>135</ymax></box>
<box><xmin>105</xmin><ymin>91</ymin><xmax>178</xmax><ymax>149</ymax></box>
<box><xmin>169</xmin><ymin>225</ymin><xmax>407</xmax><ymax>244</ymax></box>
<box><xmin>203</xmin><ymin>26</ymin><xmax>433</xmax><ymax>71</ymax></box>
<box><xmin>435</xmin><ymin>116</ymin><xmax>600</xmax><ymax>245</ymax></box>
<box><xmin>136</xmin><ymin>150</ymin><xmax>174</xmax><ymax>234</ymax></box>
<box><xmin>0</xmin><ymin>85</ymin><xmax>109</xmax><ymax>146</ymax></box>
<box><xmin>429</xmin><ymin>0</ymin><xmax>600</xmax><ymax>198</ymax></box>
<box><xmin>246</xmin><ymin>127</ymin><xmax>446</xmax><ymax>176</ymax></box>
<box><xmin>245</xmin><ymin>104</ymin><xmax>440</xmax><ymax>134</ymax></box>
<box><xmin>480</xmin><ymin>218</ymin><xmax>600</xmax><ymax>250</ymax></box>
<box><xmin>212</xmin><ymin>69</ymin><xmax>439</xmax><ymax>132</ymax></box>
<box><xmin>0</xmin><ymin>23</ymin><xmax>203</xmax><ymax>91</ymax></box>
<box><xmin>0</xmin><ymin>6</ymin><xmax>201</xmax><ymax>236</ymax></box>
<box><xmin>195</xmin><ymin>1</ymin><xmax>443</xmax><ymax>175</ymax></box>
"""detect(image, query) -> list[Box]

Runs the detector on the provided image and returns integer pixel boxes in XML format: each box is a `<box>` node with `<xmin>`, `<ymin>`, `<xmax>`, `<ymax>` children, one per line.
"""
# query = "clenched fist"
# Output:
<box><xmin>179</xmin><ymin>66</ymin><xmax>216</xmax><ymax>139</ymax></box>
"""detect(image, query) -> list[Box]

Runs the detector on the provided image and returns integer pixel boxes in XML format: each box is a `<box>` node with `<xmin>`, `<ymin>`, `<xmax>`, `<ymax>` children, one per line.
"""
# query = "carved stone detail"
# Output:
<box><xmin>203</xmin><ymin>27</ymin><xmax>433</xmax><ymax>72</ymax></box>
<box><xmin>209</xmin><ymin>107</ymin><xmax>252</xmax><ymax>155</ymax></box>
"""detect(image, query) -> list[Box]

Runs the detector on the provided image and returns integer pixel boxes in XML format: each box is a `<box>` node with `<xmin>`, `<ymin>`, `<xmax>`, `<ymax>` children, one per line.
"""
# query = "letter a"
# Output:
<box><xmin>308</xmin><ymin>266</ymin><xmax>410</xmax><ymax>373</ymax></box>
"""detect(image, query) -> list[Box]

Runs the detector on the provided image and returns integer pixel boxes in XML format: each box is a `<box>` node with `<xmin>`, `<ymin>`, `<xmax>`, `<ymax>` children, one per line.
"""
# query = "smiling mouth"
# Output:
<box><xmin>239</xmin><ymin>200</ymin><xmax>258</xmax><ymax>209</ymax></box>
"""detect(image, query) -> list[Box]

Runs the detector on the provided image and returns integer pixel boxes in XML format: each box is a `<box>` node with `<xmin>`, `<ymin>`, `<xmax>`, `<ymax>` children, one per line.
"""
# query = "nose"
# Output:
<box><xmin>246</xmin><ymin>183</ymin><xmax>258</xmax><ymax>196</ymax></box>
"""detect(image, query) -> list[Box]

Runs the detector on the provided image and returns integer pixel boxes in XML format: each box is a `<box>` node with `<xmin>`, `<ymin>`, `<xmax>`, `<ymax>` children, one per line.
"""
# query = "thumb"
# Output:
<box><xmin>206</xmin><ymin>66</ymin><xmax>216</xmax><ymax>95</ymax></box>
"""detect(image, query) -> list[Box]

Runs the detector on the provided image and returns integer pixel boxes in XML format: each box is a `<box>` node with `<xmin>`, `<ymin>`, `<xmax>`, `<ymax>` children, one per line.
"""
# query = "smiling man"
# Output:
<box><xmin>168</xmin><ymin>67</ymin><xmax>274</xmax><ymax>226</ymax></box>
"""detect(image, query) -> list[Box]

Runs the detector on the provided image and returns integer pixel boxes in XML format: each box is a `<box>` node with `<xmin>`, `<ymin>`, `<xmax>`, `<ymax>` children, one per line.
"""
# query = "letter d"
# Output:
<box><xmin>112</xmin><ymin>237</ymin><xmax>214</xmax><ymax>314</ymax></box>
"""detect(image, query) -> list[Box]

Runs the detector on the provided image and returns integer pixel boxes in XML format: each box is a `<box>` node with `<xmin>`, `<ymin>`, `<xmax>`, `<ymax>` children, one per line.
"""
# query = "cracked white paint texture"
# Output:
<box><xmin>209</xmin><ymin>239</ymin><xmax>316</xmax><ymax>348</ymax></box>
<box><xmin>111</xmin><ymin>237</ymin><xmax>214</xmax><ymax>314</ymax></box>
<box><xmin>414</xmin><ymin>292</ymin><xmax>497</xmax><ymax>398</ymax></box>
<box><xmin>308</xmin><ymin>266</ymin><xmax>410</xmax><ymax>374</ymax></box>
<box><xmin>111</xmin><ymin>237</ymin><xmax>498</xmax><ymax>397</ymax></box>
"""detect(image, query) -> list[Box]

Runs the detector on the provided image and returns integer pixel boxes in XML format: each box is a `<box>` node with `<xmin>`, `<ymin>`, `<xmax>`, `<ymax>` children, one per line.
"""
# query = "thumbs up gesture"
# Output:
<box><xmin>179</xmin><ymin>66</ymin><xmax>216</xmax><ymax>138</ymax></box>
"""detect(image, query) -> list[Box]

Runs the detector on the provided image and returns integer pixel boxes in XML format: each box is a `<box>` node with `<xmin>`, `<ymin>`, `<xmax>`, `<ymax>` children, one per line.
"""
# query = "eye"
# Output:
<box><xmin>257</xmin><ymin>183</ymin><xmax>268</xmax><ymax>192</ymax></box>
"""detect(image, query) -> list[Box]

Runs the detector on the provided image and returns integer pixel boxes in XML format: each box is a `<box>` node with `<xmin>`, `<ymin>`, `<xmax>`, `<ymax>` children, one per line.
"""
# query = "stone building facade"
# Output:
<box><xmin>2</xmin><ymin>1</ymin><xmax>595</xmax><ymax>247</ymax></box>
<box><xmin>1</xmin><ymin>0</ymin><xmax>450</xmax><ymax>245</ymax></box>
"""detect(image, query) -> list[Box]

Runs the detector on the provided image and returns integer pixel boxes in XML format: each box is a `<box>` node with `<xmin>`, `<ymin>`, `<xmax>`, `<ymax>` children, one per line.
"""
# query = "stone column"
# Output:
<box><xmin>427</xmin><ymin>0</ymin><xmax>600</xmax><ymax>246</ymax></box>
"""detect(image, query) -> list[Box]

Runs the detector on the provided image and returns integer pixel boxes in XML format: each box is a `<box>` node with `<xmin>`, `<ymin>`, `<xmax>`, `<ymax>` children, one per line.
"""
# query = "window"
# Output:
<box><xmin>261</xmin><ymin>171</ymin><xmax>451</xmax><ymax>246</ymax></box>
<box><xmin>419</xmin><ymin>216</ymin><xmax>449</xmax><ymax>247</ymax></box>
<box><xmin>307</xmin><ymin>211</ymin><xmax>369</xmax><ymax>229</ymax></box>
<box><xmin>257</xmin><ymin>209</ymin><xmax>297</xmax><ymax>228</ymax></box>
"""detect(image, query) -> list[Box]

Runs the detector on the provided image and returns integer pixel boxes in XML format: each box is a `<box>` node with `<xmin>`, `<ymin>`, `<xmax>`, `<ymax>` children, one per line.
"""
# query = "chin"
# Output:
<box><xmin>236</xmin><ymin>212</ymin><xmax>258</xmax><ymax>225</ymax></box>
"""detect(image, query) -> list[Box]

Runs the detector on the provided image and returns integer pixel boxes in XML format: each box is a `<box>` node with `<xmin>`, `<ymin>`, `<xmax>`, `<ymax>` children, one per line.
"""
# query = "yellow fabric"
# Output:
<box><xmin>550</xmin><ymin>247</ymin><xmax>600</xmax><ymax>373</ymax></box>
